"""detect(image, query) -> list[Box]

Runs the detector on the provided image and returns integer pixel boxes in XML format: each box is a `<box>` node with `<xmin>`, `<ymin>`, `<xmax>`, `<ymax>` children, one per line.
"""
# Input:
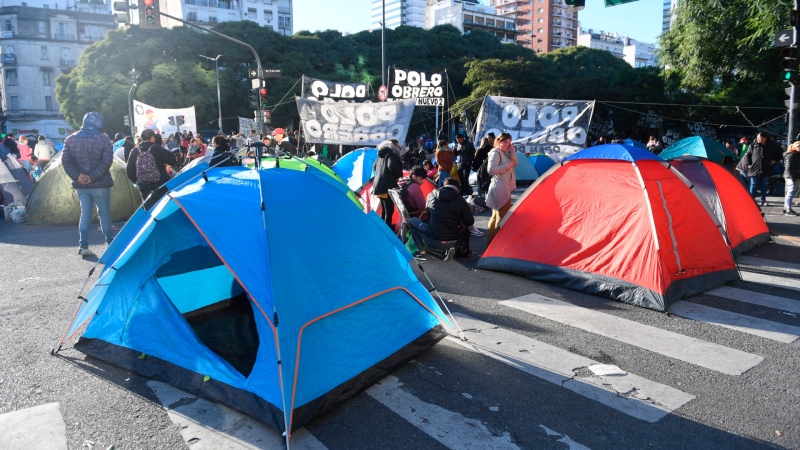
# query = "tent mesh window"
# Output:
<box><xmin>154</xmin><ymin>245</ymin><xmax>260</xmax><ymax>378</ymax></box>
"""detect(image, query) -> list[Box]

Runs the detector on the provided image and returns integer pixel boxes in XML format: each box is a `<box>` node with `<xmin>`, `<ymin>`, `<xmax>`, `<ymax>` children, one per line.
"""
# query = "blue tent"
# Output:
<box><xmin>659</xmin><ymin>136</ymin><xmax>738</xmax><ymax>163</ymax></box>
<box><xmin>529</xmin><ymin>153</ymin><xmax>558</xmax><ymax>179</ymax></box>
<box><xmin>60</xmin><ymin>165</ymin><xmax>452</xmax><ymax>437</ymax></box>
<box><xmin>515</xmin><ymin>151</ymin><xmax>538</xmax><ymax>185</ymax></box>
<box><xmin>622</xmin><ymin>139</ymin><xmax>647</xmax><ymax>149</ymax></box>
<box><xmin>566</xmin><ymin>144</ymin><xmax>665</xmax><ymax>163</ymax></box>
<box><xmin>332</xmin><ymin>148</ymin><xmax>378</xmax><ymax>191</ymax></box>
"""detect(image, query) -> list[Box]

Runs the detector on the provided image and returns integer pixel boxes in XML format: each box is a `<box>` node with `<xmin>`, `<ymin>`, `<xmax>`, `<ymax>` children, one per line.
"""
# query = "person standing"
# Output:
<box><xmin>61</xmin><ymin>112</ymin><xmax>115</xmax><ymax>256</ymax></box>
<box><xmin>485</xmin><ymin>132</ymin><xmax>518</xmax><ymax>246</ymax></box>
<box><xmin>744</xmin><ymin>132</ymin><xmax>781</xmax><ymax>206</ymax></box>
<box><xmin>3</xmin><ymin>133</ymin><xmax>19</xmax><ymax>159</ymax></box>
<box><xmin>434</xmin><ymin>139</ymin><xmax>454</xmax><ymax>187</ymax></box>
<box><xmin>126</xmin><ymin>129</ymin><xmax>181</xmax><ymax>201</ymax></box>
<box><xmin>272</xmin><ymin>128</ymin><xmax>297</xmax><ymax>156</ymax></box>
<box><xmin>784</xmin><ymin>141</ymin><xmax>800</xmax><ymax>216</ymax></box>
<box><xmin>17</xmin><ymin>135</ymin><xmax>33</xmax><ymax>172</ymax></box>
<box><xmin>472</xmin><ymin>132</ymin><xmax>495</xmax><ymax>196</ymax></box>
<box><xmin>33</xmin><ymin>135</ymin><xmax>56</xmax><ymax>172</ymax></box>
<box><xmin>372</xmin><ymin>139</ymin><xmax>403</xmax><ymax>228</ymax></box>
<box><xmin>737</xmin><ymin>137</ymin><xmax>749</xmax><ymax>159</ymax></box>
<box><xmin>455</xmin><ymin>132</ymin><xmax>476</xmax><ymax>194</ymax></box>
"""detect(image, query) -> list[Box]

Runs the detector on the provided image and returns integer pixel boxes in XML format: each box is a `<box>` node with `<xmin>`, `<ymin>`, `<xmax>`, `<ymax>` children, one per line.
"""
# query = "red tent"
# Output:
<box><xmin>669</xmin><ymin>156</ymin><xmax>770</xmax><ymax>256</ymax></box>
<box><xmin>477</xmin><ymin>145</ymin><xmax>739</xmax><ymax>312</ymax></box>
<box><xmin>358</xmin><ymin>171</ymin><xmax>437</xmax><ymax>232</ymax></box>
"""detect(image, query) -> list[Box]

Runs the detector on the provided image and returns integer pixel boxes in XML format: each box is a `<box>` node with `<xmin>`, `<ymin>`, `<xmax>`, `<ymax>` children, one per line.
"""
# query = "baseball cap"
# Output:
<box><xmin>740</xmin><ymin>137</ymin><xmax>748</xmax><ymax>143</ymax></box>
<box><xmin>272</xmin><ymin>128</ymin><xmax>286</xmax><ymax>136</ymax></box>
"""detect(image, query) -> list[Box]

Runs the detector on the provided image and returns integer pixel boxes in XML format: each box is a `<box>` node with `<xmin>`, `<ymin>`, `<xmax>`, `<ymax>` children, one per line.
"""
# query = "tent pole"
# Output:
<box><xmin>51</xmin><ymin>262</ymin><xmax>101</xmax><ymax>354</ymax></box>
<box><xmin>415</xmin><ymin>262</ymin><xmax>466</xmax><ymax>340</ymax></box>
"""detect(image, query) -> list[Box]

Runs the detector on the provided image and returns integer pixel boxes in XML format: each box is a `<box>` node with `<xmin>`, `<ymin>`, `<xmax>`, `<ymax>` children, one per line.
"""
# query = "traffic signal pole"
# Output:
<box><xmin>791</xmin><ymin>0</ymin><xmax>800</xmax><ymax>143</ymax></box>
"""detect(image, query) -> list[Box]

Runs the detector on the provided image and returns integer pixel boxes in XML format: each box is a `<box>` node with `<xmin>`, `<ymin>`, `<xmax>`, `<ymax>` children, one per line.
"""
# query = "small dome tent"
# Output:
<box><xmin>58</xmin><ymin>164</ymin><xmax>454</xmax><ymax>438</ymax></box>
<box><xmin>477</xmin><ymin>144</ymin><xmax>739</xmax><ymax>312</ymax></box>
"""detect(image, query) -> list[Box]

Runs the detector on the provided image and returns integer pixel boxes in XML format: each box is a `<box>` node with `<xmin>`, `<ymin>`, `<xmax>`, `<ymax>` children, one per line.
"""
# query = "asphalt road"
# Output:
<box><xmin>0</xmin><ymin>192</ymin><xmax>798</xmax><ymax>450</ymax></box>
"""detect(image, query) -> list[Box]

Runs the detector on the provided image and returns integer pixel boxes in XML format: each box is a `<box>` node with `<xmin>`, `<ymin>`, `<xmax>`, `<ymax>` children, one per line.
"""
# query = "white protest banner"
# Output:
<box><xmin>238</xmin><ymin>117</ymin><xmax>257</xmax><ymax>134</ymax></box>
<box><xmin>302</xmin><ymin>76</ymin><xmax>370</xmax><ymax>102</ymax></box>
<box><xmin>388</xmin><ymin>68</ymin><xmax>444</xmax><ymax>106</ymax></box>
<box><xmin>297</xmin><ymin>96</ymin><xmax>415</xmax><ymax>146</ymax></box>
<box><xmin>475</xmin><ymin>96</ymin><xmax>594</xmax><ymax>154</ymax></box>
<box><xmin>133</xmin><ymin>100</ymin><xmax>197</xmax><ymax>137</ymax></box>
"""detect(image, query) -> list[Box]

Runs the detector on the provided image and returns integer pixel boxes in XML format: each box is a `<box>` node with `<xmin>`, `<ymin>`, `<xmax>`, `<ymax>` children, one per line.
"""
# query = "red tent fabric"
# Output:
<box><xmin>670</xmin><ymin>157</ymin><xmax>770</xmax><ymax>256</ymax></box>
<box><xmin>477</xmin><ymin>149</ymin><xmax>739</xmax><ymax>312</ymax></box>
<box><xmin>358</xmin><ymin>171</ymin><xmax>437</xmax><ymax>232</ymax></box>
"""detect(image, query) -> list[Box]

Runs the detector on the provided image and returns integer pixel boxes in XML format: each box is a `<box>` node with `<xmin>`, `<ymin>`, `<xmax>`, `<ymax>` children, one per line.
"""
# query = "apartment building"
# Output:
<box><xmin>490</xmin><ymin>0</ymin><xmax>578</xmax><ymax>54</ymax></box>
<box><xmin>577</xmin><ymin>28</ymin><xmax>658</xmax><ymax>69</ymax></box>
<box><xmin>371</xmin><ymin>0</ymin><xmax>426</xmax><ymax>30</ymax></box>
<box><xmin>426</xmin><ymin>0</ymin><xmax>516</xmax><ymax>43</ymax></box>
<box><xmin>159</xmin><ymin>0</ymin><xmax>293</xmax><ymax>35</ymax></box>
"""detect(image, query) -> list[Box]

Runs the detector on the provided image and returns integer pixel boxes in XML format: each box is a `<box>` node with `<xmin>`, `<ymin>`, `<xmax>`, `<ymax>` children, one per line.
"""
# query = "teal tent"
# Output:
<box><xmin>659</xmin><ymin>136</ymin><xmax>738</xmax><ymax>163</ymax></box>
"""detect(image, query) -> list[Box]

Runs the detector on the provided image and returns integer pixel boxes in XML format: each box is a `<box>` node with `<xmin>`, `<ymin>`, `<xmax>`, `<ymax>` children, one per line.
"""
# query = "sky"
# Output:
<box><xmin>292</xmin><ymin>0</ymin><xmax>664</xmax><ymax>45</ymax></box>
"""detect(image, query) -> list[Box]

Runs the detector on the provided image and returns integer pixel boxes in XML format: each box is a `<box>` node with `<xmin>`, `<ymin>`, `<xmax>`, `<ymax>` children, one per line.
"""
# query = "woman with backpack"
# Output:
<box><xmin>485</xmin><ymin>132</ymin><xmax>518</xmax><ymax>246</ymax></box>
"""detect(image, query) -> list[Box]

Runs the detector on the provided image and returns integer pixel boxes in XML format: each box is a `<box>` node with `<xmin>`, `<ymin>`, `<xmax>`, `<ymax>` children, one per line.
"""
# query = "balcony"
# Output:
<box><xmin>53</xmin><ymin>33</ymin><xmax>76</xmax><ymax>41</ymax></box>
<box><xmin>1</xmin><ymin>54</ymin><xmax>16</xmax><ymax>65</ymax></box>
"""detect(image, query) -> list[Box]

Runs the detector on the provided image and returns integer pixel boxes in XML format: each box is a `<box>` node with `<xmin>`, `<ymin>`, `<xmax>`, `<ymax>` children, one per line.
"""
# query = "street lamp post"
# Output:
<box><xmin>200</xmin><ymin>54</ymin><xmax>223</xmax><ymax>134</ymax></box>
<box><xmin>128</xmin><ymin>68</ymin><xmax>137</xmax><ymax>138</ymax></box>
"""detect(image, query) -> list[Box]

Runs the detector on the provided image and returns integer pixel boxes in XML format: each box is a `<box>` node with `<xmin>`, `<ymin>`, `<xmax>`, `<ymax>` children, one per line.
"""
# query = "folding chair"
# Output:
<box><xmin>388</xmin><ymin>188</ymin><xmax>410</xmax><ymax>243</ymax></box>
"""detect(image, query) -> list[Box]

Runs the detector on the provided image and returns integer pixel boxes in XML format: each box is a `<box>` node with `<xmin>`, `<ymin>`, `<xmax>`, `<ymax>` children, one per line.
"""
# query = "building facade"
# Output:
<box><xmin>662</xmin><ymin>0</ymin><xmax>678</xmax><ymax>34</ymax></box>
<box><xmin>426</xmin><ymin>0</ymin><xmax>516</xmax><ymax>43</ymax></box>
<box><xmin>490</xmin><ymin>0</ymin><xmax>578</xmax><ymax>54</ymax></box>
<box><xmin>577</xmin><ymin>28</ymin><xmax>658</xmax><ymax>69</ymax></box>
<box><xmin>371</xmin><ymin>0</ymin><xmax>426</xmax><ymax>30</ymax></box>
<box><xmin>160</xmin><ymin>0</ymin><xmax>293</xmax><ymax>35</ymax></box>
<box><xmin>0</xmin><ymin>2</ymin><xmax>116</xmax><ymax>143</ymax></box>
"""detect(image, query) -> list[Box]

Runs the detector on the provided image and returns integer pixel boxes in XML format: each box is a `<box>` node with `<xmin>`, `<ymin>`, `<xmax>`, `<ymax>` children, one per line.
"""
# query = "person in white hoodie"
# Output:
<box><xmin>33</xmin><ymin>135</ymin><xmax>56</xmax><ymax>172</ymax></box>
<box><xmin>485</xmin><ymin>132</ymin><xmax>518</xmax><ymax>246</ymax></box>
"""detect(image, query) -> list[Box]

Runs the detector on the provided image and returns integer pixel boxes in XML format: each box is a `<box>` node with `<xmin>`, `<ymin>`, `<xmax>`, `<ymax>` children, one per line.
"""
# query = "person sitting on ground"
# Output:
<box><xmin>423</xmin><ymin>159</ymin><xmax>438</xmax><ymax>180</ymax></box>
<box><xmin>397</xmin><ymin>167</ymin><xmax>429</xmax><ymax>220</ymax></box>
<box><xmin>409</xmin><ymin>177</ymin><xmax>475</xmax><ymax>261</ymax></box>
<box><xmin>126</xmin><ymin>129</ymin><xmax>182</xmax><ymax>202</ymax></box>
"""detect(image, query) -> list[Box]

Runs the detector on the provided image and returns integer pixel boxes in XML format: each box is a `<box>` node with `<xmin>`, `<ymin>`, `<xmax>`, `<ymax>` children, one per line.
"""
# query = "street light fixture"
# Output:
<box><xmin>200</xmin><ymin>54</ymin><xmax>223</xmax><ymax>134</ymax></box>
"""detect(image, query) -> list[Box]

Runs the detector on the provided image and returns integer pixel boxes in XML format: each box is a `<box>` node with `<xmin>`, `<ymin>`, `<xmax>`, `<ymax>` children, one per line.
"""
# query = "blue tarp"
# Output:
<box><xmin>332</xmin><ymin>148</ymin><xmax>377</xmax><ymax>191</ymax></box>
<box><xmin>565</xmin><ymin>144</ymin><xmax>665</xmax><ymax>163</ymax></box>
<box><xmin>659</xmin><ymin>136</ymin><xmax>738</xmax><ymax>163</ymax></box>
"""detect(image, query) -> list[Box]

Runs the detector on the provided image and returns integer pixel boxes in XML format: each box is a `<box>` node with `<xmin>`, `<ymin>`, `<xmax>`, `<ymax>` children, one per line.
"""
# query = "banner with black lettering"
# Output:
<box><xmin>296</xmin><ymin>96</ymin><xmax>415</xmax><ymax>146</ymax></box>
<box><xmin>301</xmin><ymin>76</ymin><xmax>370</xmax><ymax>102</ymax></box>
<box><xmin>388</xmin><ymin>68</ymin><xmax>444</xmax><ymax>106</ymax></box>
<box><xmin>475</xmin><ymin>96</ymin><xmax>594</xmax><ymax>154</ymax></box>
<box><xmin>238</xmin><ymin>117</ymin><xmax>257</xmax><ymax>134</ymax></box>
<box><xmin>133</xmin><ymin>100</ymin><xmax>197</xmax><ymax>137</ymax></box>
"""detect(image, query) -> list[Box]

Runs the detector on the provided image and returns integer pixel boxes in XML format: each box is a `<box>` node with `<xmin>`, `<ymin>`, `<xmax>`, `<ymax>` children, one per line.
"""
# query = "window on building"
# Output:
<box><xmin>264</xmin><ymin>0</ymin><xmax>272</xmax><ymax>3</ymax></box>
<box><xmin>247</xmin><ymin>7</ymin><xmax>257</xmax><ymax>18</ymax></box>
<box><xmin>10</xmin><ymin>96</ymin><xmax>19</xmax><ymax>110</ymax></box>
<box><xmin>475</xmin><ymin>16</ymin><xmax>484</xmax><ymax>24</ymax></box>
<box><xmin>208</xmin><ymin>16</ymin><xmax>218</xmax><ymax>23</ymax></box>
<box><xmin>537</xmin><ymin>18</ymin><xmax>543</xmax><ymax>23</ymax></box>
<box><xmin>186</xmin><ymin>11</ymin><xmax>198</xmax><ymax>21</ymax></box>
<box><xmin>264</xmin><ymin>10</ymin><xmax>273</xmax><ymax>21</ymax></box>
<box><xmin>41</xmin><ymin>46</ymin><xmax>48</xmax><ymax>59</ymax></box>
<box><xmin>3</xmin><ymin>18</ymin><xmax>13</xmax><ymax>32</ymax></box>
<box><xmin>279</xmin><ymin>15</ymin><xmax>290</xmax><ymax>28</ymax></box>
<box><xmin>536</xmin><ymin>48</ymin><xmax>542</xmax><ymax>53</ymax></box>
<box><xmin>465</xmin><ymin>14</ymin><xmax>473</xmax><ymax>22</ymax></box>
<box><xmin>537</xmin><ymin>38</ymin><xmax>542</xmax><ymax>43</ymax></box>
<box><xmin>43</xmin><ymin>71</ymin><xmax>51</xmax><ymax>86</ymax></box>
<box><xmin>537</xmin><ymin>28</ymin><xmax>543</xmax><ymax>33</ymax></box>
<box><xmin>538</xmin><ymin>8</ymin><xmax>543</xmax><ymax>12</ymax></box>
<box><xmin>57</xmin><ymin>22</ymin><xmax>69</xmax><ymax>39</ymax></box>
<box><xmin>45</xmin><ymin>96</ymin><xmax>53</xmax><ymax>110</ymax></box>
<box><xmin>5</xmin><ymin>68</ymin><xmax>17</xmax><ymax>85</ymax></box>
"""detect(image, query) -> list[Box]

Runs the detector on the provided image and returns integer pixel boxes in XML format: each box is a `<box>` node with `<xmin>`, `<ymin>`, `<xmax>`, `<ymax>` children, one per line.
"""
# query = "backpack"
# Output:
<box><xmin>477</xmin><ymin>158</ymin><xmax>490</xmax><ymax>192</ymax></box>
<box><xmin>135</xmin><ymin>146</ymin><xmax>161</xmax><ymax>185</ymax></box>
<box><xmin>397</xmin><ymin>179</ymin><xmax>415</xmax><ymax>212</ymax></box>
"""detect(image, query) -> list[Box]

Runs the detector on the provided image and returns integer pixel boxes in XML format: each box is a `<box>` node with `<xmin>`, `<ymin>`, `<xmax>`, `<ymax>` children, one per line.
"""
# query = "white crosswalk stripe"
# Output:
<box><xmin>739</xmin><ymin>271</ymin><xmax>800</xmax><ymax>293</ymax></box>
<box><xmin>669</xmin><ymin>301</ymin><xmax>800</xmax><ymax>343</ymax></box>
<box><xmin>706</xmin><ymin>286</ymin><xmax>800</xmax><ymax>314</ymax></box>
<box><xmin>451</xmin><ymin>314</ymin><xmax>695</xmax><ymax>423</ymax></box>
<box><xmin>737</xmin><ymin>256</ymin><xmax>800</xmax><ymax>274</ymax></box>
<box><xmin>499</xmin><ymin>293</ymin><xmax>764</xmax><ymax>375</ymax></box>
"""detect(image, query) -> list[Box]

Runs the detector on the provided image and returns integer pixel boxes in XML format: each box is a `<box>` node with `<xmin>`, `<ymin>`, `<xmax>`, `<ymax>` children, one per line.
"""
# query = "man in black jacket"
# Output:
<box><xmin>455</xmin><ymin>132</ymin><xmax>476</xmax><ymax>195</ymax></box>
<box><xmin>373</xmin><ymin>139</ymin><xmax>404</xmax><ymax>228</ymax></box>
<box><xmin>409</xmin><ymin>177</ymin><xmax>475</xmax><ymax>261</ymax></box>
<box><xmin>126</xmin><ymin>129</ymin><xmax>181</xmax><ymax>202</ymax></box>
<box><xmin>744</xmin><ymin>132</ymin><xmax>783</xmax><ymax>206</ymax></box>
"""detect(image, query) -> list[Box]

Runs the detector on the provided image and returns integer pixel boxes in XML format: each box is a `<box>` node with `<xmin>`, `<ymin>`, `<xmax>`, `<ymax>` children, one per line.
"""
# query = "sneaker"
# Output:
<box><xmin>413</xmin><ymin>253</ymin><xmax>427</xmax><ymax>261</ymax></box>
<box><xmin>78</xmin><ymin>248</ymin><xmax>94</xmax><ymax>257</ymax></box>
<box><xmin>786</xmin><ymin>210</ymin><xmax>799</xmax><ymax>216</ymax></box>
<box><xmin>761</xmin><ymin>200</ymin><xmax>767</xmax><ymax>206</ymax></box>
<box><xmin>469</xmin><ymin>226</ymin><xmax>484</xmax><ymax>237</ymax></box>
<box><xmin>444</xmin><ymin>247</ymin><xmax>456</xmax><ymax>261</ymax></box>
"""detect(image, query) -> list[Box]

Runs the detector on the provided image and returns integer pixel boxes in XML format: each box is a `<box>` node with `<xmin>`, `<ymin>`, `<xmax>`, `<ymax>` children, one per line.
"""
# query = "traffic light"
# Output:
<box><xmin>565</xmin><ymin>0</ymin><xmax>585</xmax><ymax>11</ymax></box>
<box><xmin>782</xmin><ymin>46</ymin><xmax>799</xmax><ymax>83</ymax></box>
<box><xmin>138</xmin><ymin>0</ymin><xmax>161</xmax><ymax>29</ymax></box>
<box><xmin>249</xmin><ymin>87</ymin><xmax>260</xmax><ymax>109</ymax></box>
<box><xmin>112</xmin><ymin>0</ymin><xmax>130</xmax><ymax>24</ymax></box>
<box><xmin>258</xmin><ymin>87</ymin><xmax>268</xmax><ymax>109</ymax></box>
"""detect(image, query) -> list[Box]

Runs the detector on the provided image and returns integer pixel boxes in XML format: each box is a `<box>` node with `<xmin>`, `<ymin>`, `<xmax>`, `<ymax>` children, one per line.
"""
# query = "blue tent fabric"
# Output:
<box><xmin>65</xmin><ymin>165</ymin><xmax>451</xmax><ymax>435</ymax></box>
<box><xmin>514</xmin><ymin>151</ymin><xmax>538</xmax><ymax>184</ymax></box>
<box><xmin>659</xmin><ymin>136</ymin><xmax>738</xmax><ymax>163</ymax></box>
<box><xmin>332</xmin><ymin>148</ymin><xmax>377</xmax><ymax>191</ymax></box>
<box><xmin>565</xmin><ymin>144</ymin><xmax>665</xmax><ymax>163</ymax></box>
<box><xmin>622</xmin><ymin>139</ymin><xmax>647</xmax><ymax>149</ymax></box>
<box><xmin>529</xmin><ymin>153</ymin><xmax>557</xmax><ymax>178</ymax></box>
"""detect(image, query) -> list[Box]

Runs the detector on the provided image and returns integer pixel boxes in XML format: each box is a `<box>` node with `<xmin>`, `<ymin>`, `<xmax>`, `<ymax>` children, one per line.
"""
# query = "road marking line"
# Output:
<box><xmin>450</xmin><ymin>314</ymin><xmax>695</xmax><ymax>423</ymax></box>
<box><xmin>499</xmin><ymin>294</ymin><xmax>763</xmax><ymax>376</ymax></box>
<box><xmin>740</xmin><ymin>271</ymin><xmax>800</xmax><ymax>293</ymax></box>
<box><xmin>540</xmin><ymin>425</ymin><xmax>591</xmax><ymax>450</ymax></box>
<box><xmin>669</xmin><ymin>301</ymin><xmax>800</xmax><ymax>343</ymax></box>
<box><xmin>366</xmin><ymin>375</ymin><xmax>519</xmax><ymax>449</ymax></box>
<box><xmin>0</xmin><ymin>402</ymin><xmax>67</xmax><ymax>450</ymax></box>
<box><xmin>737</xmin><ymin>256</ymin><xmax>800</xmax><ymax>274</ymax></box>
<box><xmin>148</xmin><ymin>381</ymin><xmax>326</xmax><ymax>450</ymax></box>
<box><xmin>706</xmin><ymin>286</ymin><xmax>800</xmax><ymax>314</ymax></box>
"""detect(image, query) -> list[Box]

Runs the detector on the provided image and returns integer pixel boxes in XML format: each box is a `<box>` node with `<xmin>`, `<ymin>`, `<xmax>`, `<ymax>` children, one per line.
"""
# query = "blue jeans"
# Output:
<box><xmin>438</xmin><ymin>170</ymin><xmax>450</xmax><ymax>187</ymax></box>
<box><xmin>409</xmin><ymin>218</ymin><xmax>431</xmax><ymax>254</ymax></box>
<box><xmin>77</xmin><ymin>187</ymin><xmax>113</xmax><ymax>249</ymax></box>
<box><xmin>749</xmin><ymin>176</ymin><xmax>768</xmax><ymax>202</ymax></box>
